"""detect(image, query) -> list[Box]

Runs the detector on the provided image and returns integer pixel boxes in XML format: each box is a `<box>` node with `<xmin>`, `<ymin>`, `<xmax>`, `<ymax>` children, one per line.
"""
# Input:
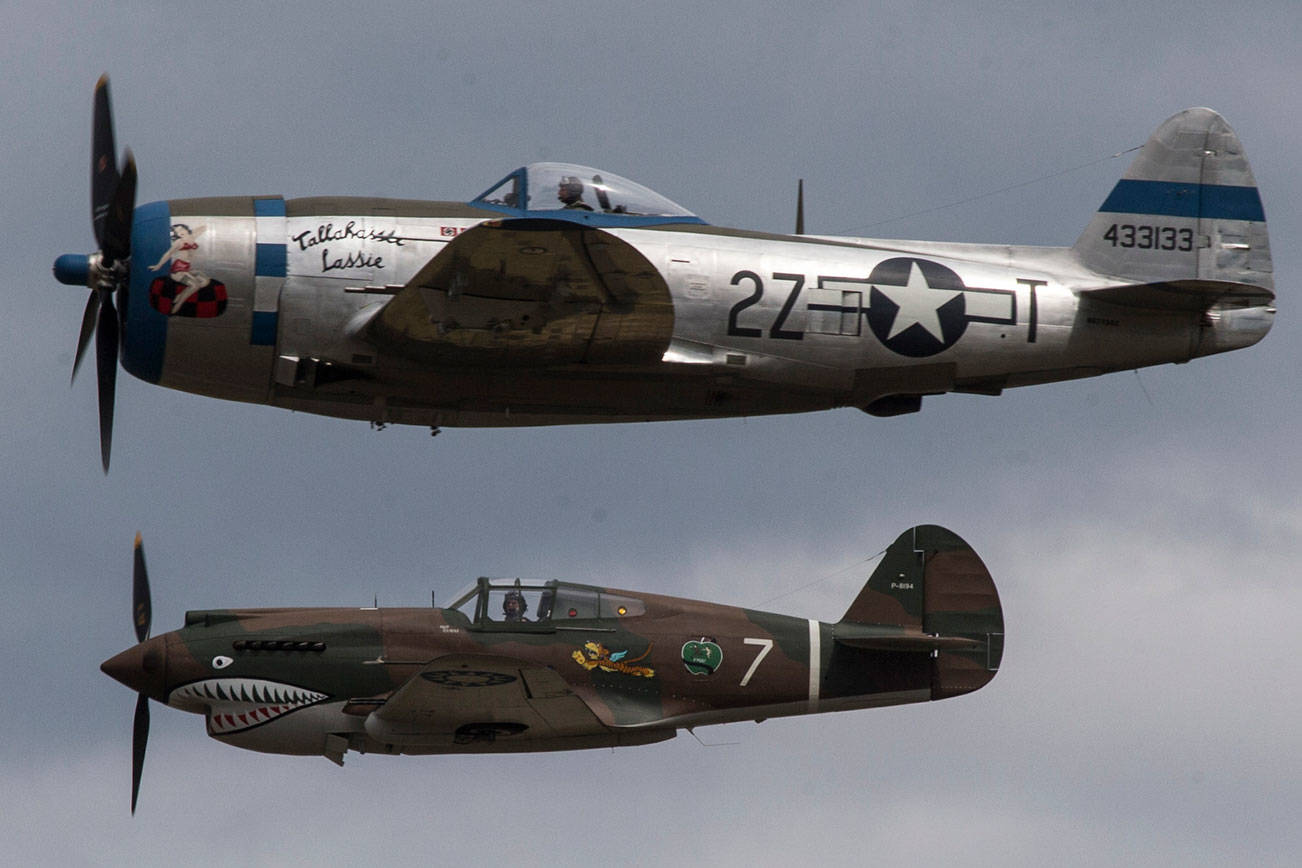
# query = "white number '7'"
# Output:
<box><xmin>740</xmin><ymin>637</ymin><xmax>773</xmax><ymax>686</ymax></box>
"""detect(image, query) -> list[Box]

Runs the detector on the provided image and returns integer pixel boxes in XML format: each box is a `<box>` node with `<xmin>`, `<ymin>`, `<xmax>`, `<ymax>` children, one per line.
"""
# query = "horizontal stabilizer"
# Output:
<box><xmin>834</xmin><ymin>628</ymin><xmax>983</xmax><ymax>652</ymax></box>
<box><xmin>1080</xmin><ymin>278</ymin><xmax>1274</xmax><ymax>312</ymax></box>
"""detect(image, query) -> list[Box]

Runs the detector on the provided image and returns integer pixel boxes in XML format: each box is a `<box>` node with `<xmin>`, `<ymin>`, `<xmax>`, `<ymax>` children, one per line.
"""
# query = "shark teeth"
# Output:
<box><xmin>169</xmin><ymin>678</ymin><xmax>328</xmax><ymax>736</ymax></box>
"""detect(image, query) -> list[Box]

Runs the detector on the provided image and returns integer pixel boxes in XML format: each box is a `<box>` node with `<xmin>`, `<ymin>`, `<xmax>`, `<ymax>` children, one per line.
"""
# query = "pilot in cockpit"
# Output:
<box><xmin>502</xmin><ymin>589</ymin><xmax>529</xmax><ymax>622</ymax></box>
<box><xmin>557</xmin><ymin>176</ymin><xmax>593</xmax><ymax>211</ymax></box>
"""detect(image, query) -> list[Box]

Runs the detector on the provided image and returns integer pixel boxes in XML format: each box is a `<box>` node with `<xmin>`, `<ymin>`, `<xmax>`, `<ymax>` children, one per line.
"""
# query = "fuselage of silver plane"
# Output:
<box><xmin>57</xmin><ymin>109</ymin><xmax>1274</xmax><ymax>429</ymax></box>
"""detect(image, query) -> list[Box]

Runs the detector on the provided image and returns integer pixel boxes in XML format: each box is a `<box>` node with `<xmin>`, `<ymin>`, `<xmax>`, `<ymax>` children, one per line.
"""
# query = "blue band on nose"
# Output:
<box><xmin>121</xmin><ymin>200</ymin><xmax>172</xmax><ymax>384</ymax></box>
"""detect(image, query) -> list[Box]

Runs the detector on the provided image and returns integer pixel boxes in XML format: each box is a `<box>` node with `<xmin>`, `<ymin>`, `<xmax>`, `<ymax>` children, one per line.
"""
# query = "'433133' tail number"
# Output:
<box><xmin>1102</xmin><ymin>223</ymin><xmax>1194</xmax><ymax>251</ymax></box>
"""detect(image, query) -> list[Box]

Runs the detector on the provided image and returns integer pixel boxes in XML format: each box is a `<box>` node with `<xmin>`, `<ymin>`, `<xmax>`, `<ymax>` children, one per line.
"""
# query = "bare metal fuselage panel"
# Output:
<box><xmin>112</xmin><ymin>109</ymin><xmax>1273</xmax><ymax>428</ymax></box>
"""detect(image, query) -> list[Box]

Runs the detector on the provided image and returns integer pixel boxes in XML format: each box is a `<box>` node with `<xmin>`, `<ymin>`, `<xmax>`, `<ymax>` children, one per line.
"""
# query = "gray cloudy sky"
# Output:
<box><xmin>3</xmin><ymin>2</ymin><xmax>1299</xmax><ymax>865</ymax></box>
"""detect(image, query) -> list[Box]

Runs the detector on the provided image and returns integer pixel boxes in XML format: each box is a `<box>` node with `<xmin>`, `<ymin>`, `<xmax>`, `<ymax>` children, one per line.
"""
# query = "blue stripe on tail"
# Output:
<box><xmin>1099</xmin><ymin>179</ymin><xmax>1264</xmax><ymax>221</ymax></box>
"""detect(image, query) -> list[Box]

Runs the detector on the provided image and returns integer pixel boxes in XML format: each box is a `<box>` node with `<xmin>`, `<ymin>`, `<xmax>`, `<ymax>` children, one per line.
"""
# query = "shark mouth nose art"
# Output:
<box><xmin>169</xmin><ymin>678</ymin><xmax>329</xmax><ymax>735</ymax></box>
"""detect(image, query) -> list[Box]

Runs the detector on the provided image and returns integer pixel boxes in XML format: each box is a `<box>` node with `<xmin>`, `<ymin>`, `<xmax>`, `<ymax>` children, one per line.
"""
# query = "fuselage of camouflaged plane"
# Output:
<box><xmin>103</xmin><ymin>526</ymin><xmax>1001</xmax><ymax>779</ymax></box>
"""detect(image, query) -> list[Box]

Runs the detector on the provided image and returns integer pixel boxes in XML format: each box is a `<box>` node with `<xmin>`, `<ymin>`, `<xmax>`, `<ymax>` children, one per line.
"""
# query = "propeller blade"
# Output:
<box><xmin>73</xmin><ymin>77</ymin><xmax>138</xmax><ymax>471</ymax></box>
<box><xmin>72</xmin><ymin>291</ymin><xmax>100</xmax><ymax>385</ymax></box>
<box><xmin>133</xmin><ymin>533</ymin><xmax>151</xmax><ymax>643</ymax></box>
<box><xmin>131</xmin><ymin>692</ymin><xmax>149</xmax><ymax>815</ymax></box>
<box><xmin>101</xmin><ymin>150</ymin><xmax>136</xmax><ymax>267</ymax></box>
<box><xmin>95</xmin><ymin>293</ymin><xmax>118</xmax><ymax>473</ymax></box>
<box><xmin>92</xmin><ymin>74</ymin><xmax>120</xmax><ymax>250</ymax></box>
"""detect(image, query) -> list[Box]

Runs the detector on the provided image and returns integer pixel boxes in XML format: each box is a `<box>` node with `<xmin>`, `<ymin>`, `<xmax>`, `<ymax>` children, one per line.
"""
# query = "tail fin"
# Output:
<box><xmin>837</xmin><ymin>525</ymin><xmax>1003</xmax><ymax>699</ymax></box>
<box><xmin>1072</xmin><ymin>108</ymin><xmax>1273</xmax><ymax>309</ymax></box>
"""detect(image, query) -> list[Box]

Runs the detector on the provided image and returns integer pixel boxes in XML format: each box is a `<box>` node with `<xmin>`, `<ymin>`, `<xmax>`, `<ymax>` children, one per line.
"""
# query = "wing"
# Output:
<box><xmin>367</xmin><ymin>219</ymin><xmax>673</xmax><ymax>367</ymax></box>
<box><xmin>365</xmin><ymin>653</ymin><xmax>619</xmax><ymax>750</ymax></box>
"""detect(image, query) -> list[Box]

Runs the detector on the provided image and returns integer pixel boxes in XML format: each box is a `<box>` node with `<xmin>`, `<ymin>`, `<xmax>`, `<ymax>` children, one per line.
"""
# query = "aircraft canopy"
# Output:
<box><xmin>470</xmin><ymin>162</ymin><xmax>704</xmax><ymax>227</ymax></box>
<box><xmin>449</xmin><ymin>577</ymin><xmax>647</xmax><ymax>627</ymax></box>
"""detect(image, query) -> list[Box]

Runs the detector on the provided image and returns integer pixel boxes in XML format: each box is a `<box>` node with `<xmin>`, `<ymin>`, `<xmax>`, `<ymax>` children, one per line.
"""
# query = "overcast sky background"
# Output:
<box><xmin>3</xmin><ymin>3</ymin><xmax>1299</xmax><ymax>865</ymax></box>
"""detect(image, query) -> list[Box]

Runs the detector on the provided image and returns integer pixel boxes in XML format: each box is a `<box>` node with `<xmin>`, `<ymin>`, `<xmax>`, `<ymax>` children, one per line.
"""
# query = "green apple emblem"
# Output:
<box><xmin>681</xmin><ymin>638</ymin><xmax>723</xmax><ymax>675</ymax></box>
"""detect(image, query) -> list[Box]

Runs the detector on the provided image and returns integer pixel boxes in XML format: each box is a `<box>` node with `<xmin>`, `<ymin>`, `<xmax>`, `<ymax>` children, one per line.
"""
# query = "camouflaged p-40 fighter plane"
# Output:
<box><xmin>103</xmin><ymin>525</ymin><xmax>1001</xmax><ymax>813</ymax></box>
<box><xmin>57</xmin><ymin>76</ymin><xmax>1273</xmax><ymax>469</ymax></box>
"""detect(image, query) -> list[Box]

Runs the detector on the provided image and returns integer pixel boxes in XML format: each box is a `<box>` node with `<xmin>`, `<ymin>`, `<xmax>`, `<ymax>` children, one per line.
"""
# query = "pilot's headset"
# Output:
<box><xmin>559</xmin><ymin>176</ymin><xmax>585</xmax><ymax>204</ymax></box>
<box><xmin>503</xmin><ymin>588</ymin><xmax>528</xmax><ymax>617</ymax></box>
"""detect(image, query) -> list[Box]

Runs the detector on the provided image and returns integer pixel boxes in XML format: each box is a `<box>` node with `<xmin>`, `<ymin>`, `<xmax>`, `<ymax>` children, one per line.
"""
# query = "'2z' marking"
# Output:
<box><xmin>768</xmin><ymin>273</ymin><xmax>804</xmax><ymax>340</ymax></box>
<box><xmin>726</xmin><ymin>271</ymin><xmax>804</xmax><ymax>340</ymax></box>
<box><xmin>727</xmin><ymin>271</ymin><xmax>764</xmax><ymax>337</ymax></box>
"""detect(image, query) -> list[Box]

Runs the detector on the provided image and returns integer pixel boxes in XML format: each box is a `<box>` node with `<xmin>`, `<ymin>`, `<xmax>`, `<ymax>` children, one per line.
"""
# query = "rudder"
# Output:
<box><xmin>838</xmin><ymin>525</ymin><xmax>1003</xmax><ymax>700</ymax></box>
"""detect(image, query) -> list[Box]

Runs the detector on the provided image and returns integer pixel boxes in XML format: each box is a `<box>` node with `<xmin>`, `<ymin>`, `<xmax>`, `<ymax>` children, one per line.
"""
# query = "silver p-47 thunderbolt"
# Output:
<box><xmin>56</xmin><ymin>77</ymin><xmax>1273</xmax><ymax>469</ymax></box>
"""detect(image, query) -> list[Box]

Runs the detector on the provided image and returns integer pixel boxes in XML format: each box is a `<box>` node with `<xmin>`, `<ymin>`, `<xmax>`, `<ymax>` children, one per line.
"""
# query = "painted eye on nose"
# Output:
<box><xmin>212</xmin><ymin>655</ymin><xmax>234</xmax><ymax>669</ymax></box>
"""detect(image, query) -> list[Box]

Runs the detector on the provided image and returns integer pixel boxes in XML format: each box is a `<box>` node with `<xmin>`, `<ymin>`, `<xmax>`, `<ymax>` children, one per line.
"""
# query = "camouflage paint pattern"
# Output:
<box><xmin>102</xmin><ymin>525</ymin><xmax>1002</xmax><ymax>763</ymax></box>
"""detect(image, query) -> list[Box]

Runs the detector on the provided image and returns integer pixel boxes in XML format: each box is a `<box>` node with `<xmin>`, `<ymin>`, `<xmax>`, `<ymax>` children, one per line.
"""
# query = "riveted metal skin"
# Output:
<box><xmin>67</xmin><ymin>108</ymin><xmax>1270</xmax><ymax>433</ymax></box>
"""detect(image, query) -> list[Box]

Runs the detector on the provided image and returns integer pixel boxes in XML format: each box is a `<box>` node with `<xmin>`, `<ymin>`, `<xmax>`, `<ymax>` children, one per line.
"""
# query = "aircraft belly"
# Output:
<box><xmin>635</xmin><ymin>689</ymin><xmax>933</xmax><ymax>731</ymax></box>
<box><xmin>364</xmin><ymin>700</ymin><xmax>609</xmax><ymax>747</ymax></box>
<box><xmin>160</xmin><ymin>332</ymin><xmax>275</xmax><ymax>404</ymax></box>
<box><xmin>357</xmin><ymin>729</ymin><xmax>674</xmax><ymax>756</ymax></box>
<box><xmin>213</xmin><ymin>702</ymin><xmax>360</xmax><ymax>757</ymax></box>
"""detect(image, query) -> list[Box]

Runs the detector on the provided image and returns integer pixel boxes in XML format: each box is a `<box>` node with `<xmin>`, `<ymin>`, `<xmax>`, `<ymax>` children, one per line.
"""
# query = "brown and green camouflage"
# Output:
<box><xmin>103</xmin><ymin>525</ymin><xmax>1002</xmax><ymax>765</ymax></box>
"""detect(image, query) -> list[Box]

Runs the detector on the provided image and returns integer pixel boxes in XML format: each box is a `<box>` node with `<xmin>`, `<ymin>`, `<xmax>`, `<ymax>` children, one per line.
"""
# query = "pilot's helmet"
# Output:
<box><xmin>558</xmin><ymin>176</ymin><xmax>585</xmax><ymax>204</ymax></box>
<box><xmin>503</xmin><ymin>590</ymin><xmax>528</xmax><ymax>617</ymax></box>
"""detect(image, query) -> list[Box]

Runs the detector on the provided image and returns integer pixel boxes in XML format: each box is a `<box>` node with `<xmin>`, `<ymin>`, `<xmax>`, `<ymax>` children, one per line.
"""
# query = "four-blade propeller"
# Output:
<box><xmin>54</xmin><ymin>74</ymin><xmax>137</xmax><ymax>473</ymax></box>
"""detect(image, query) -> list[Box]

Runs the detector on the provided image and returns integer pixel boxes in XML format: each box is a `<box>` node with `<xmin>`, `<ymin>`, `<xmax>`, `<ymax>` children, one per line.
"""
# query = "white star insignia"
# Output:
<box><xmin>875</xmin><ymin>262</ymin><xmax>962</xmax><ymax>341</ymax></box>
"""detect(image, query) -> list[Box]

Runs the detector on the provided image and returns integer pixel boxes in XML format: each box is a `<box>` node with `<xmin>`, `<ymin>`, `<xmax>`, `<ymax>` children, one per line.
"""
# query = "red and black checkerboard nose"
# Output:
<box><xmin>148</xmin><ymin>277</ymin><xmax>228</xmax><ymax>318</ymax></box>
